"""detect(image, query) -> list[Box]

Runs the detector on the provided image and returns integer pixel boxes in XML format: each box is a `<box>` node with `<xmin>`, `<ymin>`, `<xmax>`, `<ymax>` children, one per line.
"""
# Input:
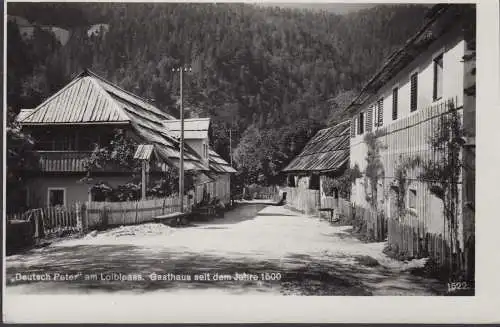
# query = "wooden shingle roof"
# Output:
<box><xmin>19</xmin><ymin>70</ymin><xmax>235</xmax><ymax>174</ymax></box>
<box><xmin>282</xmin><ymin>121</ymin><xmax>350</xmax><ymax>173</ymax></box>
<box><xmin>18</xmin><ymin>70</ymin><xmax>206</xmax><ymax>171</ymax></box>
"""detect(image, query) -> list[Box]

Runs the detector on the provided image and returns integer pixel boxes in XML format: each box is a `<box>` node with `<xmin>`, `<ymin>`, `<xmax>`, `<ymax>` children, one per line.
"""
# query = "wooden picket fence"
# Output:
<box><xmin>350</xmin><ymin>204</ymin><xmax>387</xmax><ymax>242</ymax></box>
<box><xmin>387</xmin><ymin>217</ymin><xmax>472</xmax><ymax>278</ymax></box>
<box><xmin>85</xmin><ymin>195</ymin><xmax>190</xmax><ymax>229</ymax></box>
<box><xmin>6</xmin><ymin>193</ymin><xmax>191</xmax><ymax>248</ymax></box>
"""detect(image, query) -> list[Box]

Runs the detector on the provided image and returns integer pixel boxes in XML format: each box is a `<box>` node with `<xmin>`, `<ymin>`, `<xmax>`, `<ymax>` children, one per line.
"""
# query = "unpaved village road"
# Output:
<box><xmin>5</xmin><ymin>202</ymin><xmax>446</xmax><ymax>296</ymax></box>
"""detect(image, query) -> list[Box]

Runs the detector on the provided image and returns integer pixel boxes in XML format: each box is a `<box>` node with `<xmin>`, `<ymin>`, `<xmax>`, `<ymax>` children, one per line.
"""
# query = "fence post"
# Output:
<box><xmin>76</xmin><ymin>202</ymin><xmax>83</xmax><ymax>233</ymax></box>
<box><xmin>79</xmin><ymin>202</ymin><xmax>88</xmax><ymax>234</ymax></box>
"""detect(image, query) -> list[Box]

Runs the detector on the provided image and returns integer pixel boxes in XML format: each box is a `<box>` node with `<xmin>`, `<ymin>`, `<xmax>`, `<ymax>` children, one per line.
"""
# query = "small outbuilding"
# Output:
<box><xmin>282</xmin><ymin>120</ymin><xmax>351</xmax><ymax>210</ymax></box>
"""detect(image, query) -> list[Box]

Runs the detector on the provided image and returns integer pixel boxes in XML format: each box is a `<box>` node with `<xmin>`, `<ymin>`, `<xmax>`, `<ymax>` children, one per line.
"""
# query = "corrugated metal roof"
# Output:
<box><xmin>282</xmin><ymin>121</ymin><xmax>350</xmax><ymax>173</ymax></box>
<box><xmin>133</xmin><ymin>144</ymin><xmax>154</xmax><ymax>160</ymax></box>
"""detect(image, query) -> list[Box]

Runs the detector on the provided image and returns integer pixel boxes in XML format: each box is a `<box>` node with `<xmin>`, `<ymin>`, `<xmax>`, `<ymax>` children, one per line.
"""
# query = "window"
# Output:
<box><xmin>48</xmin><ymin>188</ymin><xmax>66</xmax><ymax>207</ymax></box>
<box><xmin>408</xmin><ymin>188</ymin><xmax>417</xmax><ymax>210</ymax></box>
<box><xmin>433</xmin><ymin>54</ymin><xmax>443</xmax><ymax>101</ymax></box>
<box><xmin>309</xmin><ymin>174</ymin><xmax>320</xmax><ymax>190</ymax></box>
<box><xmin>357</xmin><ymin>112</ymin><xmax>364</xmax><ymax>135</ymax></box>
<box><xmin>350</xmin><ymin>118</ymin><xmax>356</xmax><ymax>138</ymax></box>
<box><xmin>410</xmin><ymin>72</ymin><xmax>418</xmax><ymax>112</ymax></box>
<box><xmin>392</xmin><ymin>87</ymin><xmax>398</xmax><ymax>120</ymax></box>
<box><xmin>376</xmin><ymin>98</ymin><xmax>384</xmax><ymax>127</ymax></box>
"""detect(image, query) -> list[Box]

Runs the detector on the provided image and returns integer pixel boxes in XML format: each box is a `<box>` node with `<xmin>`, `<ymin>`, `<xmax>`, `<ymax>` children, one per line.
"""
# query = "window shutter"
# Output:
<box><xmin>366</xmin><ymin>106</ymin><xmax>373</xmax><ymax>132</ymax></box>
<box><xmin>392</xmin><ymin>88</ymin><xmax>398</xmax><ymax>120</ymax></box>
<box><xmin>410</xmin><ymin>72</ymin><xmax>418</xmax><ymax>112</ymax></box>
<box><xmin>377</xmin><ymin>99</ymin><xmax>383</xmax><ymax>127</ymax></box>
<box><xmin>350</xmin><ymin>118</ymin><xmax>356</xmax><ymax>138</ymax></box>
<box><xmin>358</xmin><ymin>113</ymin><xmax>364</xmax><ymax>135</ymax></box>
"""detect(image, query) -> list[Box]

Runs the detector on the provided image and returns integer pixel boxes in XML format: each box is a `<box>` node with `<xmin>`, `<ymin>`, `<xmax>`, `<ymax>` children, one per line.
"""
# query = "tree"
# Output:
<box><xmin>363</xmin><ymin>131</ymin><xmax>386</xmax><ymax>211</ymax></box>
<box><xmin>6</xmin><ymin>110</ymin><xmax>39</xmax><ymax>213</ymax></box>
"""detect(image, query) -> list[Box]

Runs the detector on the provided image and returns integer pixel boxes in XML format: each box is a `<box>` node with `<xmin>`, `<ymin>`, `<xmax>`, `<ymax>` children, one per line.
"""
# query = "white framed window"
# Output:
<box><xmin>47</xmin><ymin>187</ymin><xmax>66</xmax><ymax>207</ymax></box>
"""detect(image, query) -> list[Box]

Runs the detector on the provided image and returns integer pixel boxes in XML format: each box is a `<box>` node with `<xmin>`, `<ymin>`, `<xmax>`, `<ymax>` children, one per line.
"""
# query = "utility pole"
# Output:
<box><xmin>229</xmin><ymin>128</ymin><xmax>232</xmax><ymax>167</ymax></box>
<box><xmin>172</xmin><ymin>66</ymin><xmax>191</xmax><ymax>213</ymax></box>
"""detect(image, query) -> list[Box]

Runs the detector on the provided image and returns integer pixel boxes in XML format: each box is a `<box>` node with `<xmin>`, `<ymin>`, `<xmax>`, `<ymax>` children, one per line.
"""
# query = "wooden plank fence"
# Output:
<box><xmin>281</xmin><ymin>187</ymin><xmax>320</xmax><ymax>215</ymax></box>
<box><xmin>243</xmin><ymin>185</ymin><xmax>280</xmax><ymax>200</ymax></box>
<box><xmin>7</xmin><ymin>205</ymin><xmax>80</xmax><ymax>241</ymax></box>
<box><xmin>281</xmin><ymin>187</ymin><xmax>387</xmax><ymax>241</ymax></box>
<box><xmin>85</xmin><ymin>195</ymin><xmax>190</xmax><ymax>229</ymax></box>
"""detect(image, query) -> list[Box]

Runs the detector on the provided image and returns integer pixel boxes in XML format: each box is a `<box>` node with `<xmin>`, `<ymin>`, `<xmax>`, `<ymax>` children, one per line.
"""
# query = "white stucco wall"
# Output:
<box><xmin>348</xmin><ymin>26</ymin><xmax>467</xmax><ymax>243</ymax></box>
<box><xmin>26</xmin><ymin>175</ymin><xmax>133</xmax><ymax>207</ymax></box>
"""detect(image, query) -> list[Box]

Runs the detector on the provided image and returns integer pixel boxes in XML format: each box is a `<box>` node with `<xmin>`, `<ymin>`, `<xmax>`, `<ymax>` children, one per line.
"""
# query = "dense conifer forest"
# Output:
<box><xmin>7</xmin><ymin>3</ymin><xmax>429</xmax><ymax>185</ymax></box>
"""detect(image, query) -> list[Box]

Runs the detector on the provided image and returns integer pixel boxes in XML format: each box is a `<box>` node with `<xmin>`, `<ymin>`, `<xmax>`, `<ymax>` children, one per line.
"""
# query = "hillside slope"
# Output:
<box><xmin>7</xmin><ymin>3</ymin><xmax>430</xmax><ymax>184</ymax></box>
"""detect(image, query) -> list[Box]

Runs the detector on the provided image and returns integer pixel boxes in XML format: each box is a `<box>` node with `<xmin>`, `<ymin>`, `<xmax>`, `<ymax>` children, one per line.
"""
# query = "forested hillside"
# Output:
<box><xmin>7</xmin><ymin>3</ymin><xmax>429</xmax><ymax>185</ymax></box>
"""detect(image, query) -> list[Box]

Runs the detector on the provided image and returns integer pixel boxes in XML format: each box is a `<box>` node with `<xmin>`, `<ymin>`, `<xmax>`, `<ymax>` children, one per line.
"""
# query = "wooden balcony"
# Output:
<box><xmin>33</xmin><ymin>151</ymin><xmax>169</xmax><ymax>173</ymax></box>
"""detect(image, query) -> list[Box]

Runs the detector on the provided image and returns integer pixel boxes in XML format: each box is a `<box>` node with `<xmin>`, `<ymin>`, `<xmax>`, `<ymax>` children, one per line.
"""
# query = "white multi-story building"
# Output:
<box><xmin>346</xmin><ymin>4</ymin><xmax>475</xmax><ymax>275</ymax></box>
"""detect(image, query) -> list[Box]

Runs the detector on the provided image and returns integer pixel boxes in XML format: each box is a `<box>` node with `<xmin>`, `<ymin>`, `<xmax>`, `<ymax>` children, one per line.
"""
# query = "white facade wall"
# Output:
<box><xmin>349</xmin><ymin>27</ymin><xmax>466</xmax><ymax>244</ymax></box>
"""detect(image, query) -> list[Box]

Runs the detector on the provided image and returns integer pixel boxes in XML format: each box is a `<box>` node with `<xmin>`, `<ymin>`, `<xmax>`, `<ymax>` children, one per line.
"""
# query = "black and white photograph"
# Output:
<box><xmin>1</xmin><ymin>0</ymin><xmax>492</xmax><ymax>323</ymax></box>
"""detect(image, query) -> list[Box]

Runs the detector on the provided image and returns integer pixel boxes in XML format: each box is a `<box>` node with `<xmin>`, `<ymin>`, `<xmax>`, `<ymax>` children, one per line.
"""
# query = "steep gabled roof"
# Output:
<box><xmin>20</xmin><ymin>74</ymin><xmax>130</xmax><ymax>124</ymax></box>
<box><xmin>19</xmin><ymin>70</ymin><xmax>206</xmax><ymax>171</ymax></box>
<box><xmin>19</xmin><ymin>70</ymin><xmax>236</xmax><ymax>173</ymax></box>
<box><xmin>343</xmin><ymin>4</ymin><xmax>466</xmax><ymax>117</ymax></box>
<box><xmin>282</xmin><ymin>121</ymin><xmax>350</xmax><ymax>173</ymax></box>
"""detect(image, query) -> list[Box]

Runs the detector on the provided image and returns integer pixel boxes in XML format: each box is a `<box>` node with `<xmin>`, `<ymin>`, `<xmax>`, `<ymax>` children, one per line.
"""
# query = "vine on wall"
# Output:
<box><xmin>418</xmin><ymin>101</ymin><xmax>465</xmax><ymax>269</ymax></box>
<box><xmin>363</xmin><ymin>131</ymin><xmax>386</xmax><ymax>210</ymax></box>
<box><xmin>393</xmin><ymin>155</ymin><xmax>421</xmax><ymax>219</ymax></box>
<box><xmin>322</xmin><ymin>164</ymin><xmax>362</xmax><ymax>199</ymax></box>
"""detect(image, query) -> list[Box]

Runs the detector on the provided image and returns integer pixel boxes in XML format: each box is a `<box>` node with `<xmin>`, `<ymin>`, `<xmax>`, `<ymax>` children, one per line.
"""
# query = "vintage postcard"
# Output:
<box><xmin>2</xmin><ymin>0</ymin><xmax>499</xmax><ymax>323</ymax></box>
